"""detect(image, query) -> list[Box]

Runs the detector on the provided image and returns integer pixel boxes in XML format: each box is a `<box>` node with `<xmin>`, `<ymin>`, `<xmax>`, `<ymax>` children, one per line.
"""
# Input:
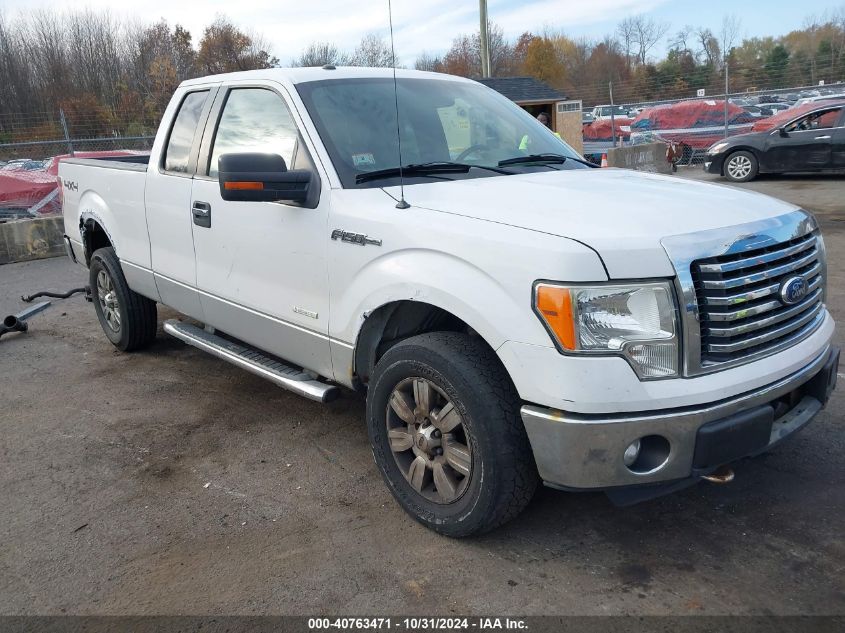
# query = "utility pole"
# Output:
<box><xmin>59</xmin><ymin>108</ymin><xmax>74</xmax><ymax>156</ymax></box>
<box><xmin>609</xmin><ymin>81</ymin><xmax>617</xmax><ymax>147</ymax></box>
<box><xmin>479</xmin><ymin>0</ymin><xmax>491</xmax><ymax>78</ymax></box>
<box><xmin>724</xmin><ymin>58</ymin><xmax>729</xmax><ymax>139</ymax></box>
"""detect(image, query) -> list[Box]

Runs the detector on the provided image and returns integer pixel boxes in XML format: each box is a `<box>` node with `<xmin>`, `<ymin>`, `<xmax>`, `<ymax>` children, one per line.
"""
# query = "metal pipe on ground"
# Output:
<box><xmin>0</xmin><ymin>301</ymin><xmax>51</xmax><ymax>340</ymax></box>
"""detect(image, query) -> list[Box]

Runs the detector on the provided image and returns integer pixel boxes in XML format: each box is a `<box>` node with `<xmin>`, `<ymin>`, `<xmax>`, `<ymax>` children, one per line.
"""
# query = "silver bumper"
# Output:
<box><xmin>521</xmin><ymin>346</ymin><xmax>837</xmax><ymax>490</ymax></box>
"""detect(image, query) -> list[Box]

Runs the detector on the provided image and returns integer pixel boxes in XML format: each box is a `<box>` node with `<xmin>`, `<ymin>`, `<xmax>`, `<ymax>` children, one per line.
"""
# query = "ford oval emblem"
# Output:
<box><xmin>779</xmin><ymin>276</ymin><xmax>809</xmax><ymax>305</ymax></box>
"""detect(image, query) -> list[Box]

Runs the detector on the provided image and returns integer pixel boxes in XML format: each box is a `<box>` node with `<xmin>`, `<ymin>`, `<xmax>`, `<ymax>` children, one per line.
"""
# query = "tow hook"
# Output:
<box><xmin>702</xmin><ymin>465</ymin><xmax>735</xmax><ymax>484</ymax></box>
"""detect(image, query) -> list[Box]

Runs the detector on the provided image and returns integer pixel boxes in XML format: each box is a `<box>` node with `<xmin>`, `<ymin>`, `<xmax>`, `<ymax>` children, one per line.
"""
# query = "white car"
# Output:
<box><xmin>60</xmin><ymin>67</ymin><xmax>839</xmax><ymax>536</ymax></box>
<box><xmin>794</xmin><ymin>94</ymin><xmax>845</xmax><ymax>108</ymax></box>
<box><xmin>591</xmin><ymin>104</ymin><xmax>631</xmax><ymax>120</ymax></box>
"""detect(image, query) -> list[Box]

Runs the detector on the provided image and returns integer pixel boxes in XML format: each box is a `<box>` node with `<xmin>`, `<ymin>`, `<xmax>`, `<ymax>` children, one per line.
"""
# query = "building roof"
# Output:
<box><xmin>476</xmin><ymin>77</ymin><xmax>565</xmax><ymax>104</ymax></box>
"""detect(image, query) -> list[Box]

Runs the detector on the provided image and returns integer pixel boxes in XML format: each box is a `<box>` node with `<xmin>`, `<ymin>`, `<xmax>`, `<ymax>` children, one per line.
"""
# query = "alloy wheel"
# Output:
<box><xmin>727</xmin><ymin>155</ymin><xmax>752</xmax><ymax>180</ymax></box>
<box><xmin>385</xmin><ymin>377</ymin><xmax>472</xmax><ymax>504</ymax></box>
<box><xmin>96</xmin><ymin>269</ymin><xmax>121</xmax><ymax>332</ymax></box>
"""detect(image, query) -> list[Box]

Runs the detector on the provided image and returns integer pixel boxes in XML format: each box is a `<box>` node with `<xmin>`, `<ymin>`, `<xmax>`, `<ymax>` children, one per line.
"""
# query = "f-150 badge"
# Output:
<box><xmin>331</xmin><ymin>229</ymin><xmax>382</xmax><ymax>247</ymax></box>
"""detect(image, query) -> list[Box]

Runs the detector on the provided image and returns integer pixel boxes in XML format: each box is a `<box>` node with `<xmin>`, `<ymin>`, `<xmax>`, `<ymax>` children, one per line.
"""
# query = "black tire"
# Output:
<box><xmin>89</xmin><ymin>247</ymin><xmax>157</xmax><ymax>351</ymax></box>
<box><xmin>366</xmin><ymin>332</ymin><xmax>538</xmax><ymax>537</ymax></box>
<box><xmin>723</xmin><ymin>150</ymin><xmax>759</xmax><ymax>182</ymax></box>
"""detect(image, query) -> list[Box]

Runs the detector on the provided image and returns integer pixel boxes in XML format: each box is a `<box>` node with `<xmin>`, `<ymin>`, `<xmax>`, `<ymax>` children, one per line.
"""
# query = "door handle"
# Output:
<box><xmin>192</xmin><ymin>201</ymin><xmax>211</xmax><ymax>228</ymax></box>
<box><xmin>815</xmin><ymin>135</ymin><xmax>831</xmax><ymax>140</ymax></box>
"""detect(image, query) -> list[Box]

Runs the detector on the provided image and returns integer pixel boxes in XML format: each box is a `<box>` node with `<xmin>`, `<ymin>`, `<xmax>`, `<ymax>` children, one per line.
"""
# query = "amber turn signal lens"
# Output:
<box><xmin>535</xmin><ymin>285</ymin><xmax>577</xmax><ymax>350</ymax></box>
<box><xmin>224</xmin><ymin>181</ymin><xmax>264</xmax><ymax>190</ymax></box>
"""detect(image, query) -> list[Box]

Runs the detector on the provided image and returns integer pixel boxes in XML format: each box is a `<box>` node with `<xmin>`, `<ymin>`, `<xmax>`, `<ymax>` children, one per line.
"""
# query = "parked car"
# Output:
<box><xmin>581</xmin><ymin>111</ymin><xmax>595</xmax><ymax>124</ymax></box>
<box><xmin>767</xmin><ymin>103</ymin><xmax>791</xmax><ymax>113</ymax></box>
<box><xmin>60</xmin><ymin>67</ymin><xmax>839</xmax><ymax>536</ymax></box>
<box><xmin>591</xmin><ymin>104</ymin><xmax>630</xmax><ymax>120</ymax></box>
<box><xmin>743</xmin><ymin>105</ymin><xmax>771</xmax><ymax>118</ymax></box>
<box><xmin>794</xmin><ymin>93</ymin><xmax>845</xmax><ymax>108</ymax></box>
<box><xmin>704</xmin><ymin>101</ymin><xmax>845</xmax><ymax>181</ymax></box>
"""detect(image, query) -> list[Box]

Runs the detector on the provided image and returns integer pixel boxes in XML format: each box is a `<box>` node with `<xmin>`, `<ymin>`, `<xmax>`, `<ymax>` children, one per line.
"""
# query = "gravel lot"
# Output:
<box><xmin>1</xmin><ymin>171</ymin><xmax>843</xmax><ymax>616</ymax></box>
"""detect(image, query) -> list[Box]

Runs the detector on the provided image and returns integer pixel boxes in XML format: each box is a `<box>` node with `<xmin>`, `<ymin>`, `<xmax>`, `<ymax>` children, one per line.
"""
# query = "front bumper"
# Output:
<box><xmin>703</xmin><ymin>154</ymin><xmax>725</xmax><ymax>175</ymax></box>
<box><xmin>521</xmin><ymin>345</ymin><xmax>839</xmax><ymax>492</ymax></box>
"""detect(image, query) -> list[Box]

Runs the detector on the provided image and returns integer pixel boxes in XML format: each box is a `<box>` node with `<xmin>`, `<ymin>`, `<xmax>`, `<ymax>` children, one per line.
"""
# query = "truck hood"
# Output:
<box><xmin>387</xmin><ymin>169</ymin><xmax>799</xmax><ymax>278</ymax></box>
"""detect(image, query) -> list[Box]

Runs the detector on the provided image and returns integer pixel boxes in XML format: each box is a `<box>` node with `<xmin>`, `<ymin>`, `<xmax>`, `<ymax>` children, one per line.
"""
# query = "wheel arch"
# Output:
<box><xmin>78</xmin><ymin>189</ymin><xmax>118</xmax><ymax>266</ymax></box>
<box><xmin>352</xmin><ymin>299</ymin><xmax>504</xmax><ymax>387</ymax></box>
<box><xmin>79</xmin><ymin>214</ymin><xmax>116</xmax><ymax>266</ymax></box>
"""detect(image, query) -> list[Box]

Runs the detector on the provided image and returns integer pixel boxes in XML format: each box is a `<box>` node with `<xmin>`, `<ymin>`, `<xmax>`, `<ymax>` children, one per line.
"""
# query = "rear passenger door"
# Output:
<box><xmin>145</xmin><ymin>86</ymin><xmax>217</xmax><ymax>320</ymax></box>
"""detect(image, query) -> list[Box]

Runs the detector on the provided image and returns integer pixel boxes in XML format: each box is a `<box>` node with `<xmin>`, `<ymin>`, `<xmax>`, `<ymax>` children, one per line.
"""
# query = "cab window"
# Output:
<box><xmin>209</xmin><ymin>88</ymin><xmax>299</xmax><ymax>177</ymax></box>
<box><xmin>164</xmin><ymin>90</ymin><xmax>209</xmax><ymax>173</ymax></box>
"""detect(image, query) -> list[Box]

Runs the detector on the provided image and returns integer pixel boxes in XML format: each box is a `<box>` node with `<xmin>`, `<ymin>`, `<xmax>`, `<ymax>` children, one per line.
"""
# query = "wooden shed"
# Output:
<box><xmin>476</xmin><ymin>77</ymin><xmax>583</xmax><ymax>154</ymax></box>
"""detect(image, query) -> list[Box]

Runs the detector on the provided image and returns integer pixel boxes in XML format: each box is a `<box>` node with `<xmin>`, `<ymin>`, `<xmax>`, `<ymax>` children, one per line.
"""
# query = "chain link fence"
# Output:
<box><xmin>581</xmin><ymin>79</ymin><xmax>845</xmax><ymax>166</ymax></box>
<box><xmin>0</xmin><ymin>109</ymin><xmax>156</xmax><ymax>221</ymax></box>
<box><xmin>2</xmin><ymin>72</ymin><xmax>845</xmax><ymax>221</ymax></box>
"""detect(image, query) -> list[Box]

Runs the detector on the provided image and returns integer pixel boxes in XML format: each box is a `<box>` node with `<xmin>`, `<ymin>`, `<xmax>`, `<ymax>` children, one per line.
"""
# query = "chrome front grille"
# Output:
<box><xmin>691</xmin><ymin>231</ymin><xmax>825</xmax><ymax>365</ymax></box>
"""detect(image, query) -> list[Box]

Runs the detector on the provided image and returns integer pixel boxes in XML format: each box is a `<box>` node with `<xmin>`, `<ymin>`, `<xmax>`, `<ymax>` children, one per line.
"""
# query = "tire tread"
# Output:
<box><xmin>369</xmin><ymin>332</ymin><xmax>538</xmax><ymax>537</ymax></box>
<box><xmin>90</xmin><ymin>247</ymin><xmax>157</xmax><ymax>351</ymax></box>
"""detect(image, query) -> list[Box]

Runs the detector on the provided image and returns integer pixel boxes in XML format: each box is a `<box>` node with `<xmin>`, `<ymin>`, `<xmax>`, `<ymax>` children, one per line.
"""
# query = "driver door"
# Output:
<box><xmin>762</xmin><ymin>107</ymin><xmax>840</xmax><ymax>172</ymax></box>
<box><xmin>189</xmin><ymin>83</ymin><xmax>333</xmax><ymax>378</ymax></box>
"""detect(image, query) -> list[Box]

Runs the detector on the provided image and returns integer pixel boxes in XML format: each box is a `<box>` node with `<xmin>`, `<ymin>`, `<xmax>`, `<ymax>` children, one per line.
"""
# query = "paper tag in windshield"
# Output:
<box><xmin>352</xmin><ymin>153</ymin><xmax>376</xmax><ymax>168</ymax></box>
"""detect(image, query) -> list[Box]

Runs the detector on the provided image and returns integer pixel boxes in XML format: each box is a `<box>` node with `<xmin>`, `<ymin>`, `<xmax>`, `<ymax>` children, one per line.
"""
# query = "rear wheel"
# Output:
<box><xmin>89</xmin><ymin>247</ymin><xmax>157</xmax><ymax>351</ymax></box>
<box><xmin>366</xmin><ymin>332</ymin><xmax>538</xmax><ymax>537</ymax></box>
<box><xmin>724</xmin><ymin>150</ymin><xmax>759</xmax><ymax>182</ymax></box>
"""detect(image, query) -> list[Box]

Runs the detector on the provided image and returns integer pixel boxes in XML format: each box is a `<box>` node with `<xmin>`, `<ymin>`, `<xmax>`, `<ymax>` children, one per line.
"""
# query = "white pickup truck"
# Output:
<box><xmin>61</xmin><ymin>67</ymin><xmax>838</xmax><ymax>537</ymax></box>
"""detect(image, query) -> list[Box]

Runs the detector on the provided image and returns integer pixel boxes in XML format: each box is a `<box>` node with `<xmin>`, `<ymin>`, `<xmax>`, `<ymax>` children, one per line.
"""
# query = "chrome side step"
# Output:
<box><xmin>163</xmin><ymin>319</ymin><xmax>339</xmax><ymax>403</ymax></box>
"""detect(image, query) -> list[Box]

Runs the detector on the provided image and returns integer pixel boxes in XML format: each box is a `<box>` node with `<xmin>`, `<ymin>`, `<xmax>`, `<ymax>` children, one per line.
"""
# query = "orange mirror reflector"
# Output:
<box><xmin>224</xmin><ymin>181</ymin><xmax>264</xmax><ymax>190</ymax></box>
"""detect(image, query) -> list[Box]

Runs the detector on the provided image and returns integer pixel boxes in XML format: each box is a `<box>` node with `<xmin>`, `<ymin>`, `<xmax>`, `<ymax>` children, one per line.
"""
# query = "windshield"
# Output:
<box><xmin>296</xmin><ymin>77</ymin><xmax>584</xmax><ymax>188</ymax></box>
<box><xmin>598</xmin><ymin>105</ymin><xmax>628</xmax><ymax>116</ymax></box>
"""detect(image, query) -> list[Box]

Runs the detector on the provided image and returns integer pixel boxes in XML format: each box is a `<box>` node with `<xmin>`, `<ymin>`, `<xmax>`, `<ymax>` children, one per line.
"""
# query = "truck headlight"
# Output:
<box><xmin>534</xmin><ymin>281</ymin><xmax>680</xmax><ymax>379</ymax></box>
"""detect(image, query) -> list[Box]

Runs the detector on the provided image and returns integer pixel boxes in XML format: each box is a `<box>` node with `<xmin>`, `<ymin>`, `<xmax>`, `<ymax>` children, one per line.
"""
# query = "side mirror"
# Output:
<box><xmin>778</xmin><ymin>127</ymin><xmax>789</xmax><ymax>138</ymax></box>
<box><xmin>218</xmin><ymin>153</ymin><xmax>312</xmax><ymax>203</ymax></box>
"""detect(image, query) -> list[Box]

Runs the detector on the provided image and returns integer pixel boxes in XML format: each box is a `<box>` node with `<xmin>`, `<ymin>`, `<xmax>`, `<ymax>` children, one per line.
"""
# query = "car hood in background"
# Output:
<box><xmin>387</xmin><ymin>169</ymin><xmax>799</xmax><ymax>279</ymax></box>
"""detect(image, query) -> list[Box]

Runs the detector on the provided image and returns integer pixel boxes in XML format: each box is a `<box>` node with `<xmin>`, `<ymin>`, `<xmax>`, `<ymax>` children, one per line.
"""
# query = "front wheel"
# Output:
<box><xmin>366</xmin><ymin>332</ymin><xmax>538</xmax><ymax>537</ymax></box>
<box><xmin>724</xmin><ymin>150</ymin><xmax>759</xmax><ymax>182</ymax></box>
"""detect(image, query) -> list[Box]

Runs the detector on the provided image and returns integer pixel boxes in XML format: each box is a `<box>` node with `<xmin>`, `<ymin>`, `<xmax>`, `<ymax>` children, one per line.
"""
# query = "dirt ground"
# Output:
<box><xmin>1</xmin><ymin>171</ymin><xmax>843</xmax><ymax>616</ymax></box>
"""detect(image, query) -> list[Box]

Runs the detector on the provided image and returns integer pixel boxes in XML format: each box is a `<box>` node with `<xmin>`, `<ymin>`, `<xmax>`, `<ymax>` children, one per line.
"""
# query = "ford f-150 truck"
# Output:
<box><xmin>60</xmin><ymin>67</ymin><xmax>839</xmax><ymax>537</ymax></box>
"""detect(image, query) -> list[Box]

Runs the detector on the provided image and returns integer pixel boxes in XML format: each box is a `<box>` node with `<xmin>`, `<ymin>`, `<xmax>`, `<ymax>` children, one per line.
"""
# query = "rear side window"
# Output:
<box><xmin>208</xmin><ymin>88</ymin><xmax>299</xmax><ymax>177</ymax></box>
<box><xmin>164</xmin><ymin>90</ymin><xmax>209</xmax><ymax>173</ymax></box>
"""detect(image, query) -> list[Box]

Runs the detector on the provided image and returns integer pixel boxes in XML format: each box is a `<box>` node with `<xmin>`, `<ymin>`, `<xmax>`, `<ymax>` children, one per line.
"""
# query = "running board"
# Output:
<box><xmin>163</xmin><ymin>319</ymin><xmax>339</xmax><ymax>403</ymax></box>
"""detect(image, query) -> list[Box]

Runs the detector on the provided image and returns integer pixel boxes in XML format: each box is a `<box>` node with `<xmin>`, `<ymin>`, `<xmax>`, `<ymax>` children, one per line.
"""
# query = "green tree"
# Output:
<box><xmin>764</xmin><ymin>44</ymin><xmax>790</xmax><ymax>86</ymax></box>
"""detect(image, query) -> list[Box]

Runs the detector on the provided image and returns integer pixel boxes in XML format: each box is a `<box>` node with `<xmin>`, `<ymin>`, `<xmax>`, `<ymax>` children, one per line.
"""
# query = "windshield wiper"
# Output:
<box><xmin>498</xmin><ymin>153</ymin><xmax>598</xmax><ymax>168</ymax></box>
<box><xmin>355</xmin><ymin>161</ymin><xmax>512</xmax><ymax>184</ymax></box>
<box><xmin>498</xmin><ymin>153</ymin><xmax>568</xmax><ymax>166</ymax></box>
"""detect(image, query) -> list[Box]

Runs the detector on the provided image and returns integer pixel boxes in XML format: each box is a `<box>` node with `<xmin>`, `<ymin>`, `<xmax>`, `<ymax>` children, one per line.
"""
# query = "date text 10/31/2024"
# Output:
<box><xmin>308</xmin><ymin>617</ymin><xmax>528</xmax><ymax>630</ymax></box>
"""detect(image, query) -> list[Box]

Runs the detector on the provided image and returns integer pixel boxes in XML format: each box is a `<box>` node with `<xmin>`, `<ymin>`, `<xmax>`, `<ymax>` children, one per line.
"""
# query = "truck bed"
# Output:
<box><xmin>61</xmin><ymin>155</ymin><xmax>149</xmax><ymax>172</ymax></box>
<box><xmin>60</xmin><ymin>154</ymin><xmax>152</xmax><ymax>274</ymax></box>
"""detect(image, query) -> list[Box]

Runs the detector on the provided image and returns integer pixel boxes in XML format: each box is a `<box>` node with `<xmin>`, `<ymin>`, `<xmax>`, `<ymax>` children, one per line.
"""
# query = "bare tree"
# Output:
<box><xmin>0</xmin><ymin>10</ymin><xmax>37</xmax><ymax>120</ymax></box>
<box><xmin>616</xmin><ymin>17</ymin><xmax>637</xmax><ymax>69</ymax></box>
<box><xmin>293</xmin><ymin>42</ymin><xmax>349</xmax><ymax>67</ymax></box>
<box><xmin>670</xmin><ymin>25</ymin><xmax>694</xmax><ymax>54</ymax></box>
<box><xmin>350</xmin><ymin>33</ymin><xmax>394</xmax><ymax>67</ymax></box>
<box><xmin>414</xmin><ymin>52</ymin><xmax>443</xmax><ymax>72</ymax></box>
<box><xmin>695</xmin><ymin>27</ymin><xmax>721</xmax><ymax>67</ymax></box>
<box><xmin>719</xmin><ymin>14</ymin><xmax>743</xmax><ymax>59</ymax></box>
<box><xmin>631</xmin><ymin>15</ymin><xmax>670</xmax><ymax>65</ymax></box>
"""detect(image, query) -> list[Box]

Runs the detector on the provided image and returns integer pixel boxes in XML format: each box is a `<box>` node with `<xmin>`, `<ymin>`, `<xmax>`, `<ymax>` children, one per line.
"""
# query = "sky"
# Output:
<box><xmin>1</xmin><ymin>0</ymin><xmax>842</xmax><ymax>64</ymax></box>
